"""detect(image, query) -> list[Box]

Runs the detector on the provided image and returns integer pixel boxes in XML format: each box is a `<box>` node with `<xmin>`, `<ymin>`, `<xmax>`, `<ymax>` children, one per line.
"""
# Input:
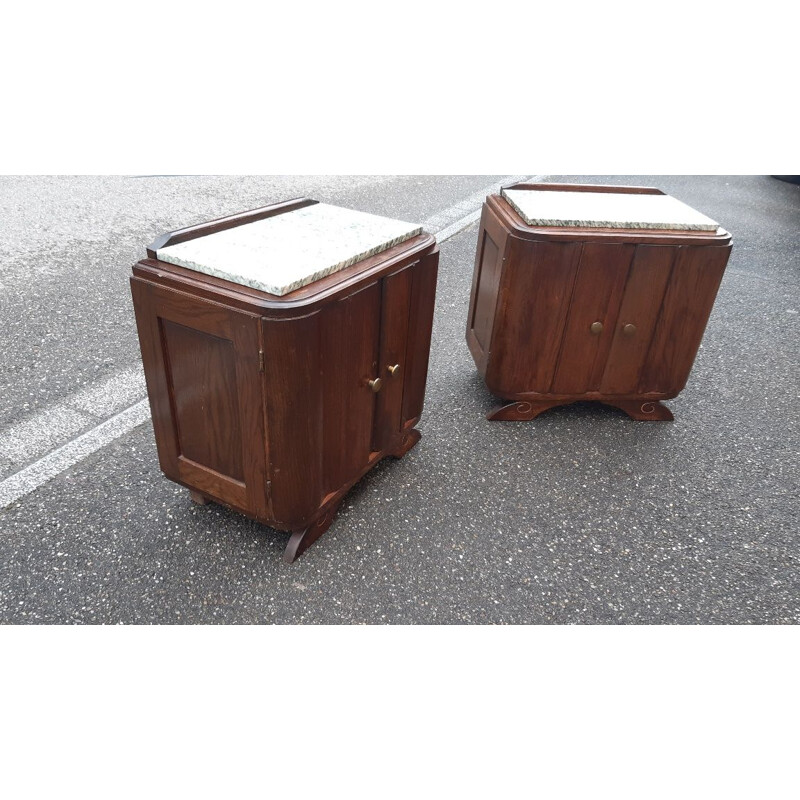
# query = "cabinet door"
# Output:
<box><xmin>320</xmin><ymin>281</ymin><xmax>381</xmax><ymax>494</ymax></box>
<box><xmin>373</xmin><ymin>266</ymin><xmax>414</xmax><ymax>452</ymax></box>
<box><xmin>131</xmin><ymin>279</ymin><xmax>268</xmax><ymax>517</ymax></box>
<box><xmin>550</xmin><ymin>243</ymin><xmax>632</xmax><ymax>395</ymax></box>
<box><xmin>599</xmin><ymin>245</ymin><xmax>675</xmax><ymax>395</ymax></box>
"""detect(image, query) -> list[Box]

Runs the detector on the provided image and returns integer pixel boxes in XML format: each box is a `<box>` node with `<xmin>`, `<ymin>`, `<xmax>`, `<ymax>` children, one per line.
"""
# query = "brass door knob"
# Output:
<box><xmin>590</xmin><ymin>321</ymin><xmax>603</xmax><ymax>335</ymax></box>
<box><xmin>368</xmin><ymin>377</ymin><xmax>383</xmax><ymax>393</ymax></box>
<box><xmin>387</xmin><ymin>364</ymin><xmax>401</xmax><ymax>376</ymax></box>
<box><xmin>623</xmin><ymin>323</ymin><xmax>637</xmax><ymax>336</ymax></box>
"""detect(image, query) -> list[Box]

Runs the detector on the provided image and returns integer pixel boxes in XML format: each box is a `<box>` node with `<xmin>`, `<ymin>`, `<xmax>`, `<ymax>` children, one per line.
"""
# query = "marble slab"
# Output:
<box><xmin>501</xmin><ymin>188</ymin><xmax>719</xmax><ymax>231</ymax></box>
<box><xmin>156</xmin><ymin>202</ymin><xmax>423</xmax><ymax>296</ymax></box>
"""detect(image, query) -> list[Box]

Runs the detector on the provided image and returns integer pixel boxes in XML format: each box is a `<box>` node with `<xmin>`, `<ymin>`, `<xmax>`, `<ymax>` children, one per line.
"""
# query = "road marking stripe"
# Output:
<box><xmin>0</xmin><ymin>400</ymin><xmax>150</xmax><ymax>509</ymax></box>
<box><xmin>0</xmin><ymin>365</ymin><xmax>147</xmax><ymax>470</ymax></box>
<box><xmin>0</xmin><ymin>175</ymin><xmax>544</xmax><ymax>508</ymax></box>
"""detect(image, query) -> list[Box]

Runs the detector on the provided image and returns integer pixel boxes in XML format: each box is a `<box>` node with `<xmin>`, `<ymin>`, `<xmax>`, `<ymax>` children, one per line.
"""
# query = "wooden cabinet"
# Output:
<box><xmin>467</xmin><ymin>183</ymin><xmax>732</xmax><ymax>421</ymax></box>
<box><xmin>131</xmin><ymin>199</ymin><xmax>438</xmax><ymax>561</ymax></box>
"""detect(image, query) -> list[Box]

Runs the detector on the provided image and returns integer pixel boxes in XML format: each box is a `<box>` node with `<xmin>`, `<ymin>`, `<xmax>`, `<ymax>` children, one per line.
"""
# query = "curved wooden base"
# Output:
<box><xmin>604</xmin><ymin>399</ymin><xmax>674</xmax><ymax>421</ymax></box>
<box><xmin>188</xmin><ymin>428</ymin><xmax>422</xmax><ymax>564</ymax></box>
<box><xmin>284</xmin><ymin>501</ymin><xmax>342</xmax><ymax>564</ymax></box>
<box><xmin>388</xmin><ymin>428</ymin><xmax>421</xmax><ymax>458</ymax></box>
<box><xmin>487</xmin><ymin>397</ymin><xmax>674</xmax><ymax>422</ymax></box>
<box><xmin>487</xmin><ymin>399</ymin><xmax>564</xmax><ymax>421</ymax></box>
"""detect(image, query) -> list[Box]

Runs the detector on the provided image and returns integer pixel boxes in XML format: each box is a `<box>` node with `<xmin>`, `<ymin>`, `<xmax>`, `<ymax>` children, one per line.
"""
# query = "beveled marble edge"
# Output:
<box><xmin>501</xmin><ymin>188</ymin><xmax>720</xmax><ymax>232</ymax></box>
<box><xmin>155</xmin><ymin>200</ymin><xmax>424</xmax><ymax>296</ymax></box>
<box><xmin>158</xmin><ymin>227</ymin><xmax>423</xmax><ymax>296</ymax></box>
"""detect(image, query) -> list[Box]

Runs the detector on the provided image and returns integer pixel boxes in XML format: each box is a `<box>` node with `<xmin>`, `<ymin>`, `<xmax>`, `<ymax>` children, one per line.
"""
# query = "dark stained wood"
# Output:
<box><xmin>321</xmin><ymin>283</ymin><xmax>380</xmax><ymax>492</ymax></box>
<box><xmin>467</xmin><ymin>185</ymin><xmax>733</xmax><ymax>422</ymax></box>
<box><xmin>401</xmin><ymin>248</ymin><xmax>439</xmax><ymax>427</ymax></box>
<box><xmin>487</xmin><ymin>399</ymin><xmax>566</xmax><ymax>421</ymax></box>
<box><xmin>484</xmin><ymin>237</ymin><xmax>581</xmax><ymax>396</ymax></box>
<box><xmin>261</xmin><ymin>310</ymin><xmax>323</xmax><ymax>526</ymax></box>
<box><xmin>471</xmin><ymin>229</ymin><xmax>501</xmax><ymax>350</ymax></box>
<box><xmin>131</xmin><ymin>197</ymin><xmax>439</xmax><ymax>561</ymax></box>
<box><xmin>550</xmin><ymin>243</ymin><xmax>633</xmax><ymax>394</ymax></box>
<box><xmin>388</xmin><ymin>427</ymin><xmax>421</xmax><ymax>459</ymax></box>
<box><xmin>639</xmin><ymin>244</ymin><xmax>730</xmax><ymax>395</ymax></box>
<box><xmin>502</xmin><ymin>182</ymin><xmax>664</xmax><ymax>196</ymax></box>
<box><xmin>466</xmin><ymin>204</ymin><xmax>508</xmax><ymax>372</ymax></box>
<box><xmin>161</xmin><ymin>319</ymin><xmax>243</xmax><ymax>481</ymax></box>
<box><xmin>600</xmin><ymin>245</ymin><xmax>675</xmax><ymax>395</ymax></box>
<box><xmin>373</xmin><ymin>267</ymin><xmax>412</xmax><ymax>452</ymax></box>
<box><xmin>130</xmin><ymin>279</ymin><xmax>268</xmax><ymax>513</ymax></box>
<box><xmin>283</xmin><ymin>500</ymin><xmax>341</xmax><ymax>564</ymax></box>
<box><xmin>607</xmin><ymin>399</ymin><xmax>674</xmax><ymax>421</ymax></box>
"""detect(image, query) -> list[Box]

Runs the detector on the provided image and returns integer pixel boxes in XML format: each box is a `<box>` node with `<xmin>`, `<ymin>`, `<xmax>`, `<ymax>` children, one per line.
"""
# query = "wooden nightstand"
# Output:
<box><xmin>466</xmin><ymin>182</ymin><xmax>732</xmax><ymax>421</ymax></box>
<box><xmin>131</xmin><ymin>199</ymin><xmax>438</xmax><ymax>561</ymax></box>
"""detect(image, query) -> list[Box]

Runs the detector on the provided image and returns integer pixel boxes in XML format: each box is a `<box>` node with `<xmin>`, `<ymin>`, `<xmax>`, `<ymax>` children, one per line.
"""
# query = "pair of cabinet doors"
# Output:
<box><xmin>471</xmin><ymin>206</ymin><xmax>730</xmax><ymax>401</ymax></box>
<box><xmin>131</xmin><ymin>254</ymin><xmax>436</xmax><ymax>531</ymax></box>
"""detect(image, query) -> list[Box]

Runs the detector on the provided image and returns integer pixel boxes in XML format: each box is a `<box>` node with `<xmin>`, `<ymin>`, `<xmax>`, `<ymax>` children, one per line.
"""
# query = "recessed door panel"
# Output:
<box><xmin>161</xmin><ymin>319</ymin><xmax>244</xmax><ymax>481</ymax></box>
<box><xmin>130</xmin><ymin>279</ymin><xmax>268</xmax><ymax>517</ymax></box>
<box><xmin>471</xmin><ymin>230</ymin><xmax>501</xmax><ymax>351</ymax></box>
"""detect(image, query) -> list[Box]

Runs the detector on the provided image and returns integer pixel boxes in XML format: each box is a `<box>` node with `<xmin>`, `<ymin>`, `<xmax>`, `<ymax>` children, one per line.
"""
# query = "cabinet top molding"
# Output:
<box><xmin>502</xmin><ymin>187</ymin><xmax>719</xmax><ymax>232</ymax></box>
<box><xmin>492</xmin><ymin>184</ymin><xmax>731</xmax><ymax>246</ymax></box>
<box><xmin>153</xmin><ymin>201</ymin><xmax>423</xmax><ymax>297</ymax></box>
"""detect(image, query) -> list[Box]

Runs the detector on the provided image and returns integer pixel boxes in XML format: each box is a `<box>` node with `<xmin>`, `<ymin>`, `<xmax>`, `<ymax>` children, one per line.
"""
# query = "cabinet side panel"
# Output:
<box><xmin>130</xmin><ymin>278</ymin><xmax>180</xmax><ymax>478</ymax></box>
<box><xmin>402</xmin><ymin>250</ymin><xmax>439</xmax><ymax>426</ymax></box>
<box><xmin>486</xmin><ymin>239</ymin><xmax>581</xmax><ymax>395</ymax></box>
<box><xmin>471</xmin><ymin>231</ymin><xmax>501</xmax><ymax>351</ymax></box>
<box><xmin>550</xmin><ymin>243</ymin><xmax>633</xmax><ymax>394</ymax></box>
<box><xmin>639</xmin><ymin>244</ymin><xmax>731</xmax><ymax>395</ymax></box>
<box><xmin>321</xmin><ymin>283</ymin><xmax>381</xmax><ymax>493</ymax></box>
<box><xmin>261</xmin><ymin>312</ymin><xmax>323</xmax><ymax>526</ymax></box>
<box><xmin>599</xmin><ymin>245</ymin><xmax>675</xmax><ymax>395</ymax></box>
<box><xmin>161</xmin><ymin>319</ymin><xmax>244</xmax><ymax>481</ymax></box>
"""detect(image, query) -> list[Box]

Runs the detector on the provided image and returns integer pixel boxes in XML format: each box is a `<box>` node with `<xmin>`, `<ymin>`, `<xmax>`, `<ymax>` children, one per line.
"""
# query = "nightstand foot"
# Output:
<box><xmin>487</xmin><ymin>399</ymin><xmax>563</xmax><ymax>421</ymax></box>
<box><xmin>284</xmin><ymin>502</ymin><xmax>341</xmax><ymax>564</ymax></box>
<box><xmin>389</xmin><ymin>428</ymin><xmax>421</xmax><ymax>459</ymax></box>
<box><xmin>608</xmin><ymin>399</ymin><xmax>674</xmax><ymax>421</ymax></box>
<box><xmin>189</xmin><ymin>490</ymin><xmax>210</xmax><ymax>505</ymax></box>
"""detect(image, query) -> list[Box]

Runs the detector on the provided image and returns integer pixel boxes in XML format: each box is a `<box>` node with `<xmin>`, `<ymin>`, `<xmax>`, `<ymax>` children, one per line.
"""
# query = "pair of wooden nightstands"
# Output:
<box><xmin>130</xmin><ymin>184</ymin><xmax>731</xmax><ymax>560</ymax></box>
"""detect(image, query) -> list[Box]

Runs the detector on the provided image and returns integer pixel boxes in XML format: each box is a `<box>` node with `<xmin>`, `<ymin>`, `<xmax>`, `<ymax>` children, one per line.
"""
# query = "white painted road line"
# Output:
<box><xmin>435</xmin><ymin>208</ymin><xmax>483</xmax><ymax>244</ymax></box>
<box><xmin>0</xmin><ymin>364</ymin><xmax>146</xmax><ymax>470</ymax></box>
<box><xmin>0</xmin><ymin>405</ymin><xmax>92</xmax><ymax>464</ymax></box>
<box><xmin>0</xmin><ymin>400</ymin><xmax>151</xmax><ymax>509</ymax></box>
<box><xmin>0</xmin><ymin>175</ymin><xmax>544</xmax><ymax>509</ymax></box>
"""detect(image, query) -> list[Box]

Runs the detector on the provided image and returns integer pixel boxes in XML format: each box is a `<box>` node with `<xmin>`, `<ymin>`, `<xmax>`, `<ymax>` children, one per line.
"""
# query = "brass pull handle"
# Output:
<box><xmin>387</xmin><ymin>364</ymin><xmax>401</xmax><ymax>376</ymax></box>
<box><xmin>623</xmin><ymin>323</ymin><xmax>637</xmax><ymax>336</ymax></box>
<box><xmin>368</xmin><ymin>377</ymin><xmax>383</xmax><ymax>393</ymax></box>
<box><xmin>590</xmin><ymin>321</ymin><xmax>603</xmax><ymax>335</ymax></box>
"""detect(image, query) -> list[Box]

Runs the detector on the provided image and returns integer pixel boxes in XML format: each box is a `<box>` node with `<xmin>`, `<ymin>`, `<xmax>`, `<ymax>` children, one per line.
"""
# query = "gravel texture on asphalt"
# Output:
<box><xmin>0</xmin><ymin>175</ymin><xmax>797</xmax><ymax>624</ymax></box>
<box><xmin>0</xmin><ymin>175</ymin><xmax>498</xmax><ymax>429</ymax></box>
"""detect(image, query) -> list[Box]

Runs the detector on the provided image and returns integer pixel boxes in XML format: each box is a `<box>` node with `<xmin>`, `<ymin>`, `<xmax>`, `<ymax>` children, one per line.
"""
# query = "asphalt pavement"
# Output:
<box><xmin>0</xmin><ymin>175</ymin><xmax>798</xmax><ymax>623</ymax></box>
